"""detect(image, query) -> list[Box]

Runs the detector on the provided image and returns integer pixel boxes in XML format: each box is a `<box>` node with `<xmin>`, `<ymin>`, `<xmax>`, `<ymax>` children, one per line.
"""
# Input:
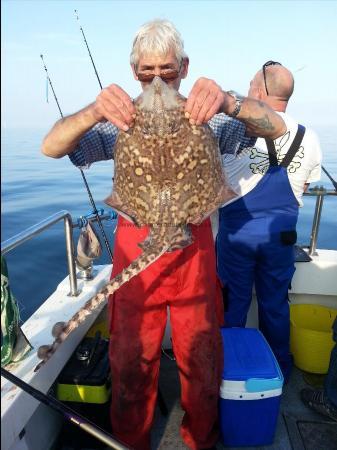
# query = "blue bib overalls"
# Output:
<box><xmin>217</xmin><ymin>125</ymin><xmax>305</xmax><ymax>380</ymax></box>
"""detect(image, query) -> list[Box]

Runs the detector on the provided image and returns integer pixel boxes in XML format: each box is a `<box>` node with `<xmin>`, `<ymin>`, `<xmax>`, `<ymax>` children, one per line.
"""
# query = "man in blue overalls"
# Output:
<box><xmin>216</xmin><ymin>62</ymin><xmax>322</xmax><ymax>382</ymax></box>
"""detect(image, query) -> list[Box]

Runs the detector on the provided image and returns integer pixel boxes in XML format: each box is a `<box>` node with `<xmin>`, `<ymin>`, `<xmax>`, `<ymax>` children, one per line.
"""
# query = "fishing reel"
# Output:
<box><xmin>76</xmin><ymin>208</ymin><xmax>118</xmax><ymax>229</ymax></box>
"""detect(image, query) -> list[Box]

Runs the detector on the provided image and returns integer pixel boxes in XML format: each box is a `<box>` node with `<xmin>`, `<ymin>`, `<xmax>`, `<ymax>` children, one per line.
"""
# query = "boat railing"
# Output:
<box><xmin>1</xmin><ymin>188</ymin><xmax>336</xmax><ymax>297</ymax></box>
<box><xmin>0</xmin><ymin>209</ymin><xmax>117</xmax><ymax>297</ymax></box>
<box><xmin>303</xmin><ymin>186</ymin><xmax>337</xmax><ymax>255</ymax></box>
<box><xmin>1</xmin><ymin>210</ymin><xmax>80</xmax><ymax>296</ymax></box>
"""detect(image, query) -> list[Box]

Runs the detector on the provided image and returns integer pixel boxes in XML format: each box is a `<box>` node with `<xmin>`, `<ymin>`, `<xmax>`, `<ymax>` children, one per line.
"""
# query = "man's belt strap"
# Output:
<box><xmin>265</xmin><ymin>124</ymin><xmax>306</xmax><ymax>168</ymax></box>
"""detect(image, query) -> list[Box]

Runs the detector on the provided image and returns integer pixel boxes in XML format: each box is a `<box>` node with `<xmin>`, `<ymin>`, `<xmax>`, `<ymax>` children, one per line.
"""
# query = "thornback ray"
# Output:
<box><xmin>35</xmin><ymin>76</ymin><xmax>236</xmax><ymax>370</ymax></box>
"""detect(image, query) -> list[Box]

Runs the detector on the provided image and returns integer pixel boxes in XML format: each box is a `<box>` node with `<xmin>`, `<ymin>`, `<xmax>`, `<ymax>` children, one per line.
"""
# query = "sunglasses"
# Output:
<box><xmin>136</xmin><ymin>62</ymin><xmax>183</xmax><ymax>83</ymax></box>
<box><xmin>262</xmin><ymin>61</ymin><xmax>282</xmax><ymax>95</ymax></box>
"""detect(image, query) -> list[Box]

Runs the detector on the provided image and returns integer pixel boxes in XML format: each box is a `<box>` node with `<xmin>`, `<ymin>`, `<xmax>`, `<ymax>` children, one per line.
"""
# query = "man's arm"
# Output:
<box><xmin>234</xmin><ymin>97</ymin><xmax>286</xmax><ymax>139</ymax></box>
<box><xmin>42</xmin><ymin>104</ymin><xmax>98</xmax><ymax>158</ymax></box>
<box><xmin>185</xmin><ymin>78</ymin><xmax>286</xmax><ymax>139</ymax></box>
<box><xmin>41</xmin><ymin>84</ymin><xmax>135</xmax><ymax>158</ymax></box>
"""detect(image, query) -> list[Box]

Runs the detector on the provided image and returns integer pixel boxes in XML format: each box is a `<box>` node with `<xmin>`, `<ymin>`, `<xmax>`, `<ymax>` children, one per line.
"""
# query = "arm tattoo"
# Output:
<box><xmin>246</xmin><ymin>114</ymin><xmax>275</xmax><ymax>132</ymax></box>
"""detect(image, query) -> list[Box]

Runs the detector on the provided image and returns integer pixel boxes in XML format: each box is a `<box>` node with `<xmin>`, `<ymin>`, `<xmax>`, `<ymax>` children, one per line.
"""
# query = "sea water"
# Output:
<box><xmin>1</xmin><ymin>126</ymin><xmax>337</xmax><ymax>321</ymax></box>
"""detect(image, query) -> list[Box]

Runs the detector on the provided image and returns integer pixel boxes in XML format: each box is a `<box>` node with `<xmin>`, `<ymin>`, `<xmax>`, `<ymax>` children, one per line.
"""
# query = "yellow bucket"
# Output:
<box><xmin>290</xmin><ymin>304</ymin><xmax>336</xmax><ymax>374</ymax></box>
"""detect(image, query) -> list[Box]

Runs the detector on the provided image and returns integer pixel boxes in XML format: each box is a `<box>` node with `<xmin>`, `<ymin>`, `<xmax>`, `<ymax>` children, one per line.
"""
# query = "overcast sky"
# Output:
<box><xmin>2</xmin><ymin>0</ymin><xmax>337</xmax><ymax>129</ymax></box>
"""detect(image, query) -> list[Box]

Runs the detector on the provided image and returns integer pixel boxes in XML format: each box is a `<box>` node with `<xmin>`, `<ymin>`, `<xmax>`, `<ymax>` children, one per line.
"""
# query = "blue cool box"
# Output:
<box><xmin>219</xmin><ymin>328</ymin><xmax>284</xmax><ymax>447</ymax></box>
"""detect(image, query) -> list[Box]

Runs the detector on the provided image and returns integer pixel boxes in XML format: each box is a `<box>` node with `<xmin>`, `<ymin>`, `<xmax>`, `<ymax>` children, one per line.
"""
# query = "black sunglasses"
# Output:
<box><xmin>262</xmin><ymin>61</ymin><xmax>282</xmax><ymax>95</ymax></box>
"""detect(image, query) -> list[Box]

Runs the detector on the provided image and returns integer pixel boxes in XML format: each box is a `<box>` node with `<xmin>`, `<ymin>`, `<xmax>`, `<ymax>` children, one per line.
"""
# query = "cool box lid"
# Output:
<box><xmin>220</xmin><ymin>328</ymin><xmax>283</xmax><ymax>392</ymax></box>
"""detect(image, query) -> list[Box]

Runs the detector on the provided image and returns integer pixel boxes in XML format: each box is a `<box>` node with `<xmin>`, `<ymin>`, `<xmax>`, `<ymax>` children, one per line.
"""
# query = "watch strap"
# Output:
<box><xmin>227</xmin><ymin>90</ymin><xmax>243</xmax><ymax>118</ymax></box>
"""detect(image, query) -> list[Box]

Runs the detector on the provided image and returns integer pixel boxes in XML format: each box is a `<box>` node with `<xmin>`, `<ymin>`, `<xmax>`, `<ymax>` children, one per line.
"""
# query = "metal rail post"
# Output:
<box><xmin>308</xmin><ymin>188</ymin><xmax>325</xmax><ymax>256</ymax></box>
<box><xmin>1</xmin><ymin>211</ymin><xmax>79</xmax><ymax>296</ymax></box>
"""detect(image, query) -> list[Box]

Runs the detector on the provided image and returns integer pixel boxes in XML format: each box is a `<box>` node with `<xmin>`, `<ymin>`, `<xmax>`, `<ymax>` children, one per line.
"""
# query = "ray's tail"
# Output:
<box><xmin>34</xmin><ymin>231</ymin><xmax>174</xmax><ymax>372</ymax></box>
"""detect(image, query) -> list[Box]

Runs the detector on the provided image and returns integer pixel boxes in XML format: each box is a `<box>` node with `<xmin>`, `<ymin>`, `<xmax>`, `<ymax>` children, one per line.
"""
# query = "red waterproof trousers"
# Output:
<box><xmin>108</xmin><ymin>216</ymin><xmax>224</xmax><ymax>450</ymax></box>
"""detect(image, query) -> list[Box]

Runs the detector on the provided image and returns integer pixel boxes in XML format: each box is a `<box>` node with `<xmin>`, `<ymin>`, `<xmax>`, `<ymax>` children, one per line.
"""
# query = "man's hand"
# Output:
<box><xmin>185</xmin><ymin>77</ymin><xmax>286</xmax><ymax>139</ymax></box>
<box><xmin>42</xmin><ymin>83</ymin><xmax>135</xmax><ymax>158</ymax></box>
<box><xmin>93</xmin><ymin>84</ymin><xmax>136</xmax><ymax>131</ymax></box>
<box><xmin>185</xmin><ymin>78</ymin><xmax>226</xmax><ymax>125</ymax></box>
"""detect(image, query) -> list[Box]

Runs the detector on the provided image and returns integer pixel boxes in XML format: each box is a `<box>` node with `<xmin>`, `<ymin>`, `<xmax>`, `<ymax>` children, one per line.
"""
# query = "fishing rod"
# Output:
<box><xmin>1</xmin><ymin>367</ymin><xmax>130</xmax><ymax>450</ymax></box>
<box><xmin>40</xmin><ymin>54</ymin><xmax>114</xmax><ymax>262</ymax></box>
<box><xmin>75</xmin><ymin>9</ymin><xmax>102</xmax><ymax>89</ymax></box>
<box><xmin>322</xmin><ymin>165</ymin><xmax>337</xmax><ymax>191</ymax></box>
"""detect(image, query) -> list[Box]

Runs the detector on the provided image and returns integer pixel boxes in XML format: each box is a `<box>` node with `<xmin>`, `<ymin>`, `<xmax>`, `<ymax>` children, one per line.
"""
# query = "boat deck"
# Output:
<box><xmin>55</xmin><ymin>354</ymin><xmax>337</xmax><ymax>450</ymax></box>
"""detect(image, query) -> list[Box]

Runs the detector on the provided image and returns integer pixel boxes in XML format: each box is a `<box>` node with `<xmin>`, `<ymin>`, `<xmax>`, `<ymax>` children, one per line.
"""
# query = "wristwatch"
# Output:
<box><xmin>226</xmin><ymin>90</ymin><xmax>245</xmax><ymax>118</ymax></box>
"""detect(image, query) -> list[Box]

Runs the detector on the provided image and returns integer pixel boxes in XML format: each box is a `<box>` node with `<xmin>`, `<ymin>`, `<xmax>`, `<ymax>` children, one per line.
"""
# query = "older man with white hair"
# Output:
<box><xmin>42</xmin><ymin>20</ymin><xmax>285</xmax><ymax>450</ymax></box>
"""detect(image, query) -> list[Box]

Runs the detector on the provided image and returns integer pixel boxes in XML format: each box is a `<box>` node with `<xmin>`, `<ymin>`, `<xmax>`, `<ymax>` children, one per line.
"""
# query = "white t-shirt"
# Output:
<box><xmin>221</xmin><ymin>112</ymin><xmax>322</xmax><ymax>207</ymax></box>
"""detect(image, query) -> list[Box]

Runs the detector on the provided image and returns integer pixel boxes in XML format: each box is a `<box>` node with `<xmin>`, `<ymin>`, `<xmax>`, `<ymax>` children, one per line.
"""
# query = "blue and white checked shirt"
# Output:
<box><xmin>69</xmin><ymin>113</ymin><xmax>255</xmax><ymax>168</ymax></box>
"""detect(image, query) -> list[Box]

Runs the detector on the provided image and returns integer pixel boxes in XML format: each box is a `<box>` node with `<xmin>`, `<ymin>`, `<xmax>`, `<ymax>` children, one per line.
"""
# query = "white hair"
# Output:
<box><xmin>130</xmin><ymin>19</ymin><xmax>187</xmax><ymax>67</ymax></box>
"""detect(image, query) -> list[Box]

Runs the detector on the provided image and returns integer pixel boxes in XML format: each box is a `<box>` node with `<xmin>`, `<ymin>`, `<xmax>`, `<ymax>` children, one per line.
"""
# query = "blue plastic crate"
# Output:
<box><xmin>219</xmin><ymin>328</ymin><xmax>283</xmax><ymax>447</ymax></box>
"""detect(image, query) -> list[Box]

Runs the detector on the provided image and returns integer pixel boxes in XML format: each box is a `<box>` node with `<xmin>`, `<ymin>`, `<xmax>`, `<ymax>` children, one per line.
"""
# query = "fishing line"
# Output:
<box><xmin>41</xmin><ymin>55</ymin><xmax>63</xmax><ymax>118</ymax></box>
<box><xmin>1</xmin><ymin>367</ymin><xmax>130</xmax><ymax>450</ymax></box>
<box><xmin>322</xmin><ymin>166</ymin><xmax>337</xmax><ymax>191</ymax></box>
<box><xmin>40</xmin><ymin>55</ymin><xmax>114</xmax><ymax>262</ymax></box>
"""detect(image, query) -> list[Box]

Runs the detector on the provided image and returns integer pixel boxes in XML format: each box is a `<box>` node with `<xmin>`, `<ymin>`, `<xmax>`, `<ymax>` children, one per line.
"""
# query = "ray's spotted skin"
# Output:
<box><xmin>35</xmin><ymin>77</ymin><xmax>236</xmax><ymax>371</ymax></box>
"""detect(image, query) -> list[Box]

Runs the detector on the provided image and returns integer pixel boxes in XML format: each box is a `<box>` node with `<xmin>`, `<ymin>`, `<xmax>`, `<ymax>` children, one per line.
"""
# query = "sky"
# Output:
<box><xmin>2</xmin><ymin>0</ymin><xmax>337</xmax><ymax>130</ymax></box>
